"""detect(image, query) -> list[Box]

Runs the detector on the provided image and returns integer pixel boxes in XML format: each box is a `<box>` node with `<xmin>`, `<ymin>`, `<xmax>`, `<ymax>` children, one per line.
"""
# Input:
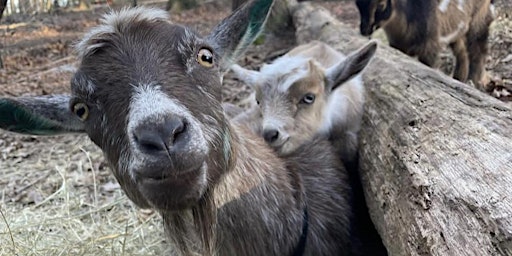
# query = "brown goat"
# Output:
<box><xmin>0</xmin><ymin>2</ymin><xmax>357</xmax><ymax>256</ymax></box>
<box><xmin>355</xmin><ymin>0</ymin><xmax>495</xmax><ymax>88</ymax></box>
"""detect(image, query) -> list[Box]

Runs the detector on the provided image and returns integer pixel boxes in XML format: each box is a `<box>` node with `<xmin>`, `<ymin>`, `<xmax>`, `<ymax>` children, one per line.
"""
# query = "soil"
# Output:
<box><xmin>0</xmin><ymin>1</ymin><xmax>510</xmax><ymax>255</ymax></box>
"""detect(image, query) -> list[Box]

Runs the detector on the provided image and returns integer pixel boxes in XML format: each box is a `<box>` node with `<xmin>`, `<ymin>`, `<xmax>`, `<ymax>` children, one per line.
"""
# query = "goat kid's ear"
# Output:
<box><xmin>0</xmin><ymin>95</ymin><xmax>85</xmax><ymax>135</ymax></box>
<box><xmin>231</xmin><ymin>64</ymin><xmax>260</xmax><ymax>87</ymax></box>
<box><xmin>207</xmin><ymin>0</ymin><xmax>274</xmax><ymax>72</ymax></box>
<box><xmin>325</xmin><ymin>41</ymin><xmax>377</xmax><ymax>91</ymax></box>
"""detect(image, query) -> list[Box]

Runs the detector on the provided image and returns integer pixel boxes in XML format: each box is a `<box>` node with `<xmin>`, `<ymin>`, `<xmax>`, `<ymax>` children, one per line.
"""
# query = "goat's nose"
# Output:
<box><xmin>133</xmin><ymin>116</ymin><xmax>186</xmax><ymax>153</ymax></box>
<box><xmin>263</xmin><ymin>129</ymin><xmax>279</xmax><ymax>144</ymax></box>
<box><xmin>360</xmin><ymin>23</ymin><xmax>373</xmax><ymax>36</ymax></box>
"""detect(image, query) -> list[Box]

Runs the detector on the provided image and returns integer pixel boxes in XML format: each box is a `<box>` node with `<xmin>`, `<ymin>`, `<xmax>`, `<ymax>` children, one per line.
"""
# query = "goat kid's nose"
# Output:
<box><xmin>263</xmin><ymin>128</ymin><xmax>279</xmax><ymax>144</ymax></box>
<box><xmin>133</xmin><ymin>116</ymin><xmax>186</xmax><ymax>153</ymax></box>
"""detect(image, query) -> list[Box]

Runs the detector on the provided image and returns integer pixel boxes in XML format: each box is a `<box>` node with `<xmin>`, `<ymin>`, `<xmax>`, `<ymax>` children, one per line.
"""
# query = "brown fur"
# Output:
<box><xmin>356</xmin><ymin>0</ymin><xmax>495</xmax><ymax>88</ymax></box>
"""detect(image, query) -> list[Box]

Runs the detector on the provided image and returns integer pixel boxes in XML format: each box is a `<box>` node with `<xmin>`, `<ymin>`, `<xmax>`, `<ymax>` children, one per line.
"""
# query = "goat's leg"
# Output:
<box><xmin>467</xmin><ymin>27</ymin><xmax>490</xmax><ymax>90</ymax></box>
<box><xmin>417</xmin><ymin>40</ymin><xmax>440</xmax><ymax>69</ymax></box>
<box><xmin>450</xmin><ymin>38</ymin><xmax>469</xmax><ymax>83</ymax></box>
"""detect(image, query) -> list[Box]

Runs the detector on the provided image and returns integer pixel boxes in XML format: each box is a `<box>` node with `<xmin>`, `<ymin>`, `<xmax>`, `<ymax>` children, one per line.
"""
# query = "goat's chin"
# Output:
<box><xmin>136</xmin><ymin>163</ymin><xmax>208</xmax><ymax>211</ymax></box>
<box><xmin>274</xmin><ymin>139</ymin><xmax>301</xmax><ymax>157</ymax></box>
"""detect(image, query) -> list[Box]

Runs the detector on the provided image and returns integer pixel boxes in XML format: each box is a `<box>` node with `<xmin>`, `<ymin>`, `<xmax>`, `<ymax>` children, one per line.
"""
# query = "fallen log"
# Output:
<box><xmin>291</xmin><ymin>2</ymin><xmax>512</xmax><ymax>255</ymax></box>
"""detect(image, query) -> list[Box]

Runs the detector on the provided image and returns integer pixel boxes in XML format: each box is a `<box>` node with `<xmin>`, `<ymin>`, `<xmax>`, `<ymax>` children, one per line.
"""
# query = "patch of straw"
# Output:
<box><xmin>0</xmin><ymin>133</ymin><xmax>170</xmax><ymax>255</ymax></box>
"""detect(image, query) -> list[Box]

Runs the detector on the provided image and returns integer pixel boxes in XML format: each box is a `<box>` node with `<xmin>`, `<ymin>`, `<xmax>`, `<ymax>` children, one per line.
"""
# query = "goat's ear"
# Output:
<box><xmin>207</xmin><ymin>0</ymin><xmax>274</xmax><ymax>72</ymax></box>
<box><xmin>325</xmin><ymin>41</ymin><xmax>377</xmax><ymax>91</ymax></box>
<box><xmin>0</xmin><ymin>95</ymin><xmax>85</xmax><ymax>135</ymax></box>
<box><xmin>231</xmin><ymin>64</ymin><xmax>261</xmax><ymax>87</ymax></box>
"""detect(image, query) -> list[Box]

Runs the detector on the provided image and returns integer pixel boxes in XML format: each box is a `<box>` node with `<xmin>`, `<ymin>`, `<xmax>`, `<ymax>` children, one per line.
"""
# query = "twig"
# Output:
<box><xmin>121</xmin><ymin>217</ymin><xmax>129</xmax><ymax>256</ymax></box>
<box><xmin>80</xmin><ymin>148</ymin><xmax>98</xmax><ymax>207</ymax></box>
<box><xmin>17</xmin><ymin>56</ymin><xmax>75</xmax><ymax>73</ymax></box>
<box><xmin>0</xmin><ymin>204</ymin><xmax>16</xmax><ymax>255</ymax></box>
<box><xmin>14</xmin><ymin>172</ymin><xmax>51</xmax><ymax>194</ymax></box>
<box><xmin>33</xmin><ymin>167</ymin><xmax>66</xmax><ymax>209</ymax></box>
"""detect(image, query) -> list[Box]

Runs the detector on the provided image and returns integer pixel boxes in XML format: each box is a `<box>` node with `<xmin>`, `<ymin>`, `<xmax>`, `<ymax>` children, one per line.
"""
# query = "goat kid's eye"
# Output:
<box><xmin>301</xmin><ymin>93</ymin><xmax>315</xmax><ymax>104</ymax></box>
<box><xmin>73</xmin><ymin>103</ymin><xmax>89</xmax><ymax>121</ymax></box>
<box><xmin>197</xmin><ymin>48</ymin><xmax>214</xmax><ymax>68</ymax></box>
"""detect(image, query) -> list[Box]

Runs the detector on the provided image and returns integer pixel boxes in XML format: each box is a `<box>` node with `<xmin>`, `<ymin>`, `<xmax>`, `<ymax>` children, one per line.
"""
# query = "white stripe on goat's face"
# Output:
<box><xmin>127</xmin><ymin>83</ymin><xmax>208</xmax><ymax>181</ymax></box>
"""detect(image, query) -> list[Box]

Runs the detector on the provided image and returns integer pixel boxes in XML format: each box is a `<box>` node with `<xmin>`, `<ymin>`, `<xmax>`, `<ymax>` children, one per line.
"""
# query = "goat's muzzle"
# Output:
<box><xmin>133</xmin><ymin>115</ymin><xmax>187</xmax><ymax>155</ymax></box>
<box><xmin>129</xmin><ymin>114</ymin><xmax>209</xmax><ymax>210</ymax></box>
<box><xmin>359</xmin><ymin>21</ymin><xmax>375</xmax><ymax>36</ymax></box>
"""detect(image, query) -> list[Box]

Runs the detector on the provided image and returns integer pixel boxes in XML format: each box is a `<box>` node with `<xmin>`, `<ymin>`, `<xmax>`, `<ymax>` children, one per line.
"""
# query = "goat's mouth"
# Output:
<box><xmin>135</xmin><ymin>159</ymin><xmax>206</xmax><ymax>183</ymax></box>
<box><xmin>141</xmin><ymin>165</ymin><xmax>203</xmax><ymax>182</ymax></box>
<box><xmin>270</xmin><ymin>137</ymin><xmax>290</xmax><ymax>152</ymax></box>
<box><xmin>136</xmin><ymin>162</ymin><xmax>208</xmax><ymax>211</ymax></box>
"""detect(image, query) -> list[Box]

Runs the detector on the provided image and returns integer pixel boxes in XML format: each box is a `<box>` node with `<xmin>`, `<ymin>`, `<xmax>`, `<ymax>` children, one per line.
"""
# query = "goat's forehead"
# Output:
<box><xmin>72</xmin><ymin>9</ymin><xmax>207</xmax><ymax>96</ymax></box>
<box><xmin>76</xmin><ymin>7</ymin><xmax>173</xmax><ymax>59</ymax></box>
<box><xmin>259</xmin><ymin>56</ymin><xmax>313</xmax><ymax>93</ymax></box>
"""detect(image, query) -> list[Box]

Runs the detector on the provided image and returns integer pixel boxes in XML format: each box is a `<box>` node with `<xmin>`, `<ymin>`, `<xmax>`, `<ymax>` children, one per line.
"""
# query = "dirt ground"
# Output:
<box><xmin>0</xmin><ymin>1</ymin><xmax>511</xmax><ymax>255</ymax></box>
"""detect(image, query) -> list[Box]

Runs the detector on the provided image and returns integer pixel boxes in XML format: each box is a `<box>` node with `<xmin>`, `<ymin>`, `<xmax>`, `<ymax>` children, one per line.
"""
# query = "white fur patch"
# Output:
<box><xmin>457</xmin><ymin>0</ymin><xmax>464</xmax><ymax>11</ymax></box>
<box><xmin>438</xmin><ymin>0</ymin><xmax>451</xmax><ymax>12</ymax></box>
<box><xmin>76</xmin><ymin>6</ymin><xmax>169</xmax><ymax>59</ymax></box>
<box><xmin>319</xmin><ymin>75</ymin><xmax>364</xmax><ymax>135</ymax></box>
<box><xmin>438</xmin><ymin>0</ymin><xmax>465</xmax><ymax>13</ymax></box>
<box><xmin>126</xmin><ymin>83</ymin><xmax>208</xmax><ymax>177</ymax></box>
<box><xmin>258</xmin><ymin>55</ymin><xmax>311</xmax><ymax>92</ymax></box>
<box><xmin>490</xmin><ymin>4</ymin><xmax>496</xmax><ymax>18</ymax></box>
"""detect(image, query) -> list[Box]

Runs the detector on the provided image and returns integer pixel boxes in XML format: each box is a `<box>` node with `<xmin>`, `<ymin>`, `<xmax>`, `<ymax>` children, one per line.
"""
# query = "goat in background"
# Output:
<box><xmin>355</xmin><ymin>0</ymin><xmax>495</xmax><ymax>88</ymax></box>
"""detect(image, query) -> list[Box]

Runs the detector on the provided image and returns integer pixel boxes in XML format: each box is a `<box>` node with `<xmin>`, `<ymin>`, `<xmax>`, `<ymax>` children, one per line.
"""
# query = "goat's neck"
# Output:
<box><xmin>163</xmin><ymin>122</ymin><xmax>305</xmax><ymax>256</ymax></box>
<box><xmin>214</xmin><ymin>124</ymin><xmax>298</xmax><ymax>207</ymax></box>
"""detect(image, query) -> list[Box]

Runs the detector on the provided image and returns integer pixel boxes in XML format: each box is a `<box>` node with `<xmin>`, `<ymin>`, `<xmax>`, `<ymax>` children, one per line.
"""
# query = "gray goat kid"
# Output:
<box><xmin>0</xmin><ymin>2</ymin><xmax>356</xmax><ymax>256</ymax></box>
<box><xmin>230</xmin><ymin>40</ymin><xmax>377</xmax><ymax>163</ymax></box>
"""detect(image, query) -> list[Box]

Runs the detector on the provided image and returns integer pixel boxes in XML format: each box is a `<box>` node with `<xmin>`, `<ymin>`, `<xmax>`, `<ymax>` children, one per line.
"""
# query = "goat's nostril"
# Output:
<box><xmin>263</xmin><ymin>129</ymin><xmax>279</xmax><ymax>144</ymax></box>
<box><xmin>134</xmin><ymin>129</ymin><xmax>167</xmax><ymax>153</ymax></box>
<box><xmin>133</xmin><ymin>116</ymin><xmax>188</xmax><ymax>154</ymax></box>
<box><xmin>165</xmin><ymin>117</ymin><xmax>186</xmax><ymax>144</ymax></box>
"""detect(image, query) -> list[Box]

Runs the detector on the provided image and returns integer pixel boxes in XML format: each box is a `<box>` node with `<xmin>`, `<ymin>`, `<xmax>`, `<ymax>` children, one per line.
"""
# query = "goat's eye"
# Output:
<box><xmin>73</xmin><ymin>103</ymin><xmax>89</xmax><ymax>121</ymax></box>
<box><xmin>256</xmin><ymin>99</ymin><xmax>260</xmax><ymax>105</ymax></box>
<box><xmin>197</xmin><ymin>48</ymin><xmax>214</xmax><ymax>68</ymax></box>
<box><xmin>301</xmin><ymin>93</ymin><xmax>315</xmax><ymax>104</ymax></box>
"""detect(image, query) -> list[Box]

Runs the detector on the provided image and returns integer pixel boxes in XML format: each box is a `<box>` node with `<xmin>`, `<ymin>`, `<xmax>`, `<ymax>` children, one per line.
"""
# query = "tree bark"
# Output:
<box><xmin>291</xmin><ymin>2</ymin><xmax>512</xmax><ymax>255</ymax></box>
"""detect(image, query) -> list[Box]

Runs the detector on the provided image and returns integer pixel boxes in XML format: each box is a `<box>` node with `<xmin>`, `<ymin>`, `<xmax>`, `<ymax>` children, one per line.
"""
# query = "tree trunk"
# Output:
<box><xmin>291</xmin><ymin>2</ymin><xmax>512</xmax><ymax>255</ymax></box>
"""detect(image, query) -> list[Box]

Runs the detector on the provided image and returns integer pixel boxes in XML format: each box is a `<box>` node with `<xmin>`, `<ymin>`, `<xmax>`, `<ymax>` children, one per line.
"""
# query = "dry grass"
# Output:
<box><xmin>0</xmin><ymin>133</ymin><xmax>170</xmax><ymax>255</ymax></box>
